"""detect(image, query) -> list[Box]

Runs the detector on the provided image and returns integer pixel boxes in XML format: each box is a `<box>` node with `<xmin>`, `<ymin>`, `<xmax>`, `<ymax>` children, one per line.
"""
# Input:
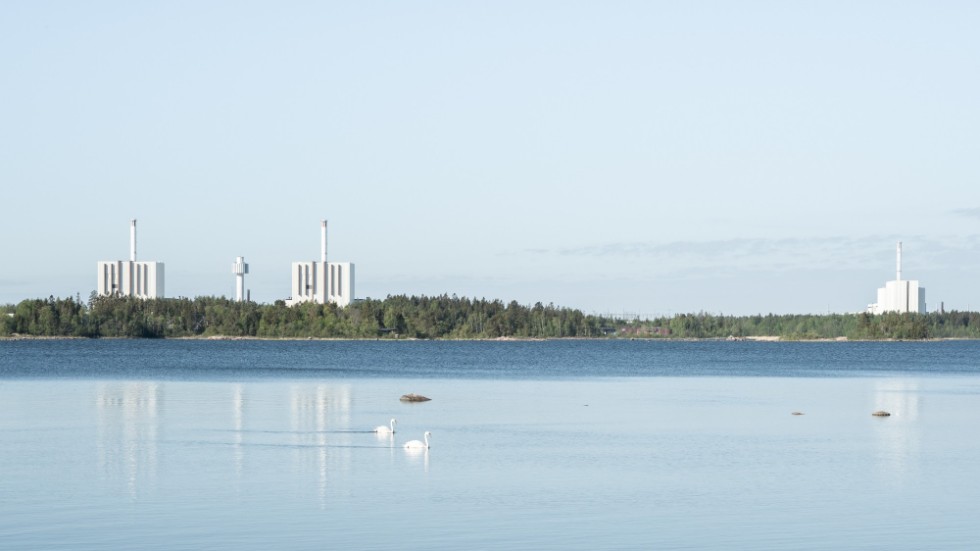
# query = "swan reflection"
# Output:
<box><xmin>404</xmin><ymin>446</ymin><xmax>430</xmax><ymax>473</ymax></box>
<box><xmin>375</xmin><ymin>430</ymin><xmax>396</xmax><ymax>447</ymax></box>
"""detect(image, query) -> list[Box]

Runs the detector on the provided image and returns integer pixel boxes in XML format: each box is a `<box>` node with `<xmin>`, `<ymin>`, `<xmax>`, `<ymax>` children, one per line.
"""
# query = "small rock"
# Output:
<box><xmin>400</xmin><ymin>393</ymin><xmax>431</xmax><ymax>402</ymax></box>
<box><xmin>872</xmin><ymin>410</ymin><xmax>891</xmax><ymax>417</ymax></box>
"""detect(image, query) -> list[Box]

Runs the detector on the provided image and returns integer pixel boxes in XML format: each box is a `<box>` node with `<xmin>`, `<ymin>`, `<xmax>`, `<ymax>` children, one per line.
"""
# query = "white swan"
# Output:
<box><xmin>403</xmin><ymin>431</ymin><xmax>431</xmax><ymax>449</ymax></box>
<box><xmin>374</xmin><ymin>418</ymin><xmax>397</xmax><ymax>435</ymax></box>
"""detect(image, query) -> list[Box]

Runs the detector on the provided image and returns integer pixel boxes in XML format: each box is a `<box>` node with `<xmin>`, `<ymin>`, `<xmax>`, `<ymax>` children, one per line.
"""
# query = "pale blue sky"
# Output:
<box><xmin>2</xmin><ymin>2</ymin><xmax>979</xmax><ymax>315</ymax></box>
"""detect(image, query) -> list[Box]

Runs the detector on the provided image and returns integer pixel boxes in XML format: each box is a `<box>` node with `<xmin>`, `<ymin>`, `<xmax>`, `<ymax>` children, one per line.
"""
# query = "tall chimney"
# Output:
<box><xmin>896</xmin><ymin>241</ymin><xmax>902</xmax><ymax>281</ymax></box>
<box><xmin>130</xmin><ymin>219</ymin><xmax>137</xmax><ymax>261</ymax></box>
<box><xmin>321</xmin><ymin>220</ymin><xmax>328</xmax><ymax>263</ymax></box>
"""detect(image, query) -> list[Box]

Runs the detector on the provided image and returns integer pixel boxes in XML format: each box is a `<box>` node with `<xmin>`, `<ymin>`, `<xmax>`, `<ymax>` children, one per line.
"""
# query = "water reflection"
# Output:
<box><xmin>289</xmin><ymin>384</ymin><xmax>353</xmax><ymax>507</ymax></box>
<box><xmin>232</xmin><ymin>384</ymin><xmax>244</xmax><ymax>478</ymax></box>
<box><xmin>873</xmin><ymin>379</ymin><xmax>922</xmax><ymax>421</ymax></box>
<box><xmin>871</xmin><ymin>379</ymin><xmax>921</xmax><ymax>484</ymax></box>
<box><xmin>404</xmin><ymin>447</ymin><xmax>430</xmax><ymax>473</ymax></box>
<box><xmin>90</xmin><ymin>381</ymin><xmax>404</xmax><ymax>505</ymax></box>
<box><xmin>95</xmin><ymin>382</ymin><xmax>160</xmax><ymax>499</ymax></box>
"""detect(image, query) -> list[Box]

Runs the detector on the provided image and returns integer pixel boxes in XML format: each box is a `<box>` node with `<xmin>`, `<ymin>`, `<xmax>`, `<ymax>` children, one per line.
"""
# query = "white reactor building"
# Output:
<box><xmin>867</xmin><ymin>241</ymin><xmax>925</xmax><ymax>314</ymax></box>
<box><xmin>97</xmin><ymin>219</ymin><xmax>165</xmax><ymax>299</ymax></box>
<box><xmin>285</xmin><ymin>220</ymin><xmax>354</xmax><ymax>307</ymax></box>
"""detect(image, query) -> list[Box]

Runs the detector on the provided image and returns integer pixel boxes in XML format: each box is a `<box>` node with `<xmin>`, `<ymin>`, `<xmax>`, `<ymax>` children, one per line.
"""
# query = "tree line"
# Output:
<box><xmin>4</xmin><ymin>295</ymin><xmax>980</xmax><ymax>340</ymax></box>
<box><xmin>621</xmin><ymin>311</ymin><xmax>980</xmax><ymax>340</ymax></box>
<box><xmin>0</xmin><ymin>294</ymin><xmax>607</xmax><ymax>339</ymax></box>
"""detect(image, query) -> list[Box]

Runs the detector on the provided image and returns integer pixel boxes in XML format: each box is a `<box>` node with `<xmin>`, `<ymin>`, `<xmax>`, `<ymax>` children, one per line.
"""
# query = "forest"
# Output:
<box><xmin>3</xmin><ymin>294</ymin><xmax>980</xmax><ymax>340</ymax></box>
<box><xmin>0</xmin><ymin>294</ymin><xmax>606</xmax><ymax>339</ymax></box>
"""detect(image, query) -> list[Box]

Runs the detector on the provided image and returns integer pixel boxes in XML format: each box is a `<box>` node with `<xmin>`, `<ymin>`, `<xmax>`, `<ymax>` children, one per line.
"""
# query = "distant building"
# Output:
<box><xmin>868</xmin><ymin>242</ymin><xmax>925</xmax><ymax>314</ymax></box>
<box><xmin>286</xmin><ymin>220</ymin><xmax>355</xmax><ymax>307</ymax></box>
<box><xmin>232</xmin><ymin>256</ymin><xmax>249</xmax><ymax>302</ymax></box>
<box><xmin>97</xmin><ymin>219</ymin><xmax>165</xmax><ymax>299</ymax></box>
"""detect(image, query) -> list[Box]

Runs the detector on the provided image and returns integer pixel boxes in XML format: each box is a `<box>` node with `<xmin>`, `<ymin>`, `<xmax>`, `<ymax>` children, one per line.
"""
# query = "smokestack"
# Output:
<box><xmin>321</xmin><ymin>220</ymin><xmax>328</xmax><ymax>263</ymax></box>
<box><xmin>896</xmin><ymin>241</ymin><xmax>902</xmax><ymax>281</ymax></box>
<box><xmin>130</xmin><ymin>219</ymin><xmax>137</xmax><ymax>261</ymax></box>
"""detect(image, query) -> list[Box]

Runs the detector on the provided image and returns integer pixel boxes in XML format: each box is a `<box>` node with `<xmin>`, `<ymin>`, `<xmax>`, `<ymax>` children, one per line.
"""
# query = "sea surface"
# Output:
<box><xmin>1</xmin><ymin>339</ymin><xmax>979</xmax><ymax>550</ymax></box>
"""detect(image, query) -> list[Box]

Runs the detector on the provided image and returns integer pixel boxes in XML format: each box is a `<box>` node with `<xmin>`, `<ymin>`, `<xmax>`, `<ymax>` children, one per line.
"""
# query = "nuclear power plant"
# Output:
<box><xmin>96</xmin><ymin>220</ymin><xmax>165</xmax><ymax>299</ymax></box>
<box><xmin>868</xmin><ymin>242</ymin><xmax>926</xmax><ymax>314</ymax></box>
<box><xmin>94</xmin><ymin>218</ymin><xmax>355</xmax><ymax>305</ymax></box>
<box><xmin>285</xmin><ymin>220</ymin><xmax>355</xmax><ymax>307</ymax></box>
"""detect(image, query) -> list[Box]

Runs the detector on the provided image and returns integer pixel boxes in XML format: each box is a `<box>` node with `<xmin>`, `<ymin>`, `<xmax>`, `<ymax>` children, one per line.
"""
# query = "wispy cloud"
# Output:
<box><xmin>520</xmin><ymin>234</ymin><xmax>980</xmax><ymax>276</ymax></box>
<box><xmin>535</xmin><ymin>235</ymin><xmax>900</xmax><ymax>263</ymax></box>
<box><xmin>951</xmin><ymin>207</ymin><xmax>980</xmax><ymax>220</ymax></box>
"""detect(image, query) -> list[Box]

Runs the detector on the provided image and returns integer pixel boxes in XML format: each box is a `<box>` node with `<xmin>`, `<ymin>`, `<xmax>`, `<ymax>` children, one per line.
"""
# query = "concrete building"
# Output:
<box><xmin>97</xmin><ymin>219</ymin><xmax>165</xmax><ymax>298</ymax></box>
<box><xmin>868</xmin><ymin>242</ymin><xmax>925</xmax><ymax>314</ymax></box>
<box><xmin>232</xmin><ymin>256</ymin><xmax>249</xmax><ymax>302</ymax></box>
<box><xmin>286</xmin><ymin>220</ymin><xmax>355</xmax><ymax>307</ymax></box>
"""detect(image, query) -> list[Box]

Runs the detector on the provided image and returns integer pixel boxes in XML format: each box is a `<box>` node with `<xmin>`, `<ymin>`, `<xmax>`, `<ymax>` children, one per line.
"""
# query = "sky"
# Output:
<box><xmin>2</xmin><ymin>1</ymin><xmax>980</xmax><ymax>316</ymax></box>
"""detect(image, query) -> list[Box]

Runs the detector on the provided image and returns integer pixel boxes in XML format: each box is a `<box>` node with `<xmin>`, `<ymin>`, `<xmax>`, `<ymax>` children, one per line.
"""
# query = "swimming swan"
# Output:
<box><xmin>403</xmin><ymin>431</ymin><xmax>431</xmax><ymax>449</ymax></box>
<box><xmin>374</xmin><ymin>418</ymin><xmax>397</xmax><ymax>435</ymax></box>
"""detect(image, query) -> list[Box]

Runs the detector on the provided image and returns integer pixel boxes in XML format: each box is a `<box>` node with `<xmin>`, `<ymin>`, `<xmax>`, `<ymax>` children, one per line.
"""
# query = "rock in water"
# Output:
<box><xmin>400</xmin><ymin>393</ymin><xmax>431</xmax><ymax>402</ymax></box>
<box><xmin>871</xmin><ymin>410</ymin><xmax>891</xmax><ymax>417</ymax></box>
<box><xmin>791</xmin><ymin>411</ymin><xmax>805</xmax><ymax>416</ymax></box>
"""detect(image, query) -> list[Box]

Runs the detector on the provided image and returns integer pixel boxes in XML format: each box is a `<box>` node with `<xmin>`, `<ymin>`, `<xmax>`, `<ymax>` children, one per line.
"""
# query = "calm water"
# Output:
<box><xmin>1</xmin><ymin>340</ymin><xmax>980</xmax><ymax>550</ymax></box>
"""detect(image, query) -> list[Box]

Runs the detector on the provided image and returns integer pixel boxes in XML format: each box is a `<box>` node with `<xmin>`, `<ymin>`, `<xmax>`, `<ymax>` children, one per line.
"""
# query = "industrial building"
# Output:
<box><xmin>868</xmin><ymin>242</ymin><xmax>925</xmax><ymax>314</ymax></box>
<box><xmin>285</xmin><ymin>220</ymin><xmax>355</xmax><ymax>307</ymax></box>
<box><xmin>97</xmin><ymin>219</ymin><xmax>165</xmax><ymax>299</ymax></box>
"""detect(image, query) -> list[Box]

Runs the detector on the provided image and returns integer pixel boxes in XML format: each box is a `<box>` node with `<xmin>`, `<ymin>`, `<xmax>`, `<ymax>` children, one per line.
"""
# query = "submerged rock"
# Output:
<box><xmin>872</xmin><ymin>410</ymin><xmax>891</xmax><ymax>417</ymax></box>
<box><xmin>400</xmin><ymin>393</ymin><xmax>431</xmax><ymax>402</ymax></box>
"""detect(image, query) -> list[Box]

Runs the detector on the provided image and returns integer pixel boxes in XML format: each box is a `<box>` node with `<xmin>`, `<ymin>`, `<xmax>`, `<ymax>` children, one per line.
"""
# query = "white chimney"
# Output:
<box><xmin>321</xmin><ymin>220</ymin><xmax>328</xmax><ymax>263</ymax></box>
<box><xmin>130</xmin><ymin>219</ymin><xmax>137</xmax><ymax>261</ymax></box>
<box><xmin>896</xmin><ymin>241</ymin><xmax>902</xmax><ymax>281</ymax></box>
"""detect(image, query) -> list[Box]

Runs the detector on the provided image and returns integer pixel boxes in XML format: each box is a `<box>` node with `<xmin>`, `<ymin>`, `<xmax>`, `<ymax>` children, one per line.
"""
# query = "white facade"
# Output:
<box><xmin>327</xmin><ymin>262</ymin><xmax>354</xmax><ymax>305</ymax></box>
<box><xmin>868</xmin><ymin>242</ymin><xmax>925</xmax><ymax>314</ymax></box>
<box><xmin>96</xmin><ymin>220</ymin><xmax>165</xmax><ymax>299</ymax></box>
<box><xmin>97</xmin><ymin>260</ymin><xmax>165</xmax><ymax>299</ymax></box>
<box><xmin>232</xmin><ymin>256</ymin><xmax>249</xmax><ymax>302</ymax></box>
<box><xmin>285</xmin><ymin>220</ymin><xmax>355</xmax><ymax>307</ymax></box>
<box><xmin>871</xmin><ymin>279</ymin><xmax>925</xmax><ymax>315</ymax></box>
<box><xmin>286</xmin><ymin>261</ymin><xmax>354</xmax><ymax>307</ymax></box>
